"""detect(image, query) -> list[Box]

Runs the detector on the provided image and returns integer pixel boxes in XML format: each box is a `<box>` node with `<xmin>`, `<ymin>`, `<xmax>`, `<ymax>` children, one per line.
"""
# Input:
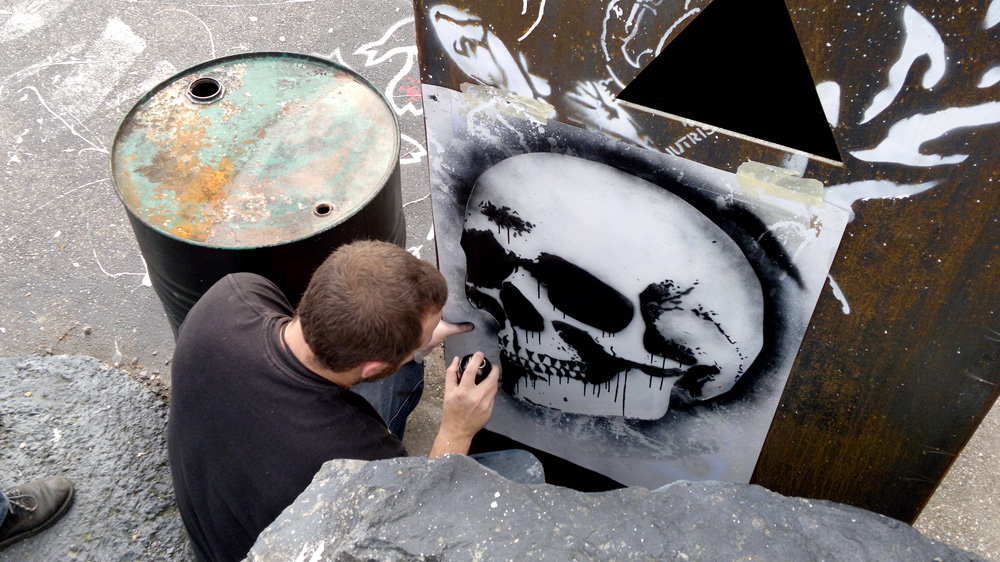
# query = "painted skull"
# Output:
<box><xmin>461</xmin><ymin>153</ymin><xmax>764</xmax><ymax>419</ymax></box>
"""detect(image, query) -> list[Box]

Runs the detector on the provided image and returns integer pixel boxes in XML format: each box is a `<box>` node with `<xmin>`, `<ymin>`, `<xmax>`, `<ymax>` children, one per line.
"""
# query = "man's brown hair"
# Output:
<box><xmin>297</xmin><ymin>240</ymin><xmax>447</xmax><ymax>372</ymax></box>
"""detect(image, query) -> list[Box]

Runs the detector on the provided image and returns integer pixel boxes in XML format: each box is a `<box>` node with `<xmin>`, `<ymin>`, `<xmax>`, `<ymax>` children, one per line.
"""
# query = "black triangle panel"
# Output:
<box><xmin>617</xmin><ymin>0</ymin><xmax>842</xmax><ymax>162</ymax></box>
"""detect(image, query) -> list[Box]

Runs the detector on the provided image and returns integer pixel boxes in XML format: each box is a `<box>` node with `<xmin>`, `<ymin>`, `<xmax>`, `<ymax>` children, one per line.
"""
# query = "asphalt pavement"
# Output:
<box><xmin>0</xmin><ymin>1</ymin><xmax>995</xmax><ymax>560</ymax></box>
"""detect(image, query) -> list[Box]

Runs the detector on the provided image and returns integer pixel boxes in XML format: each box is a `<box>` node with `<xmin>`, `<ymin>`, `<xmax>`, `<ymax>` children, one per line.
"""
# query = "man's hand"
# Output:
<box><xmin>429</xmin><ymin>352</ymin><xmax>499</xmax><ymax>457</ymax></box>
<box><xmin>413</xmin><ymin>320</ymin><xmax>474</xmax><ymax>363</ymax></box>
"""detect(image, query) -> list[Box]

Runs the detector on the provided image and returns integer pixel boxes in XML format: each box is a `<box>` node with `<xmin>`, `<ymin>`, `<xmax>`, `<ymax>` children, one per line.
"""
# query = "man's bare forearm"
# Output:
<box><xmin>429</xmin><ymin>426</ymin><xmax>473</xmax><ymax>457</ymax></box>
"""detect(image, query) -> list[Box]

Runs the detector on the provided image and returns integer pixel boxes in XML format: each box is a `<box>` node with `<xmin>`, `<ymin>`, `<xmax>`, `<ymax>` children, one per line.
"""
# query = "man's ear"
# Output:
<box><xmin>359</xmin><ymin>360</ymin><xmax>389</xmax><ymax>380</ymax></box>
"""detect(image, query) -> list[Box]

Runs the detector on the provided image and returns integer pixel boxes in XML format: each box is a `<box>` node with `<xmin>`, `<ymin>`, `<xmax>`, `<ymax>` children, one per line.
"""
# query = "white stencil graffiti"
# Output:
<box><xmin>428</xmin><ymin>4</ymin><xmax>551</xmax><ymax>100</ymax></box>
<box><xmin>517</xmin><ymin>0</ymin><xmax>547</xmax><ymax>42</ymax></box>
<box><xmin>986</xmin><ymin>0</ymin><xmax>1000</xmax><ymax>29</ymax></box>
<box><xmin>815</xmin><ymin>81</ymin><xmax>842</xmax><ymax>127</ymax></box>
<box><xmin>845</xmin><ymin>4</ymin><xmax>1000</xmax><ymax>172</ymax></box>
<box><xmin>427</xmin><ymin>3</ymin><xmax>659</xmax><ymax>147</ymax></box>
<box><xmin>823</xmin><ymin>180</ymin><xmax>940</xmax><ymax>220</ymax></box>
<box><xmin>979</xmin><ymin>66</ymin><xmax>1000</xmax><ymax>88</ymax></box>
<box><xmin>600</xmin><ymin>0</ymin><xmax>701</xmax><ymax>90</ymax></box>
<box><xmin>663</xmin><ymin>125</ymin><xmax>716</xmax><ymax>157</ymax></box>
<box><xmin>860</xmin><ymin>5</ymin><xmax>945</xmax><ymax>125</ymax></box>
<box><xmin>565</xmin><ymin>79</ymin><xmax>652</xmax><ymax>146</ymax></box>
<box><xmin>827</xmin><ymin>275</ymin><xmax>851</xmax><ymax>315</ymax></box>
<box><xmin>851</xmin><ymin>103</ymin><xmax>1000</xmax><ymax>166</ymax></box>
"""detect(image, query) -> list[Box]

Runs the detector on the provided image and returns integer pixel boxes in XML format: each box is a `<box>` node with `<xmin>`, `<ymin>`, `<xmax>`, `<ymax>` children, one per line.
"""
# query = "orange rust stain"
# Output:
<box><xmin>134</xmin><ymin>108</ymin><xmax>236</xmax><ymax>241</ymax></box>
<box><xmin>219</xmin><ymin>99</ymin><xmax>243</xmax><ymax>123</ymax></box>
<box><xmin>115</xmin><ymin>154</ymin><xmax>142</xmax><ymax>210</ymax></box>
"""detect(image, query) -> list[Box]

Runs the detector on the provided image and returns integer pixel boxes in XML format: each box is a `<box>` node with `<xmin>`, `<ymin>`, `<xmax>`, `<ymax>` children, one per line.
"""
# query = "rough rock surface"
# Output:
<box><xmin>248</xmin><ymin>455</ymin><xmax>987</xmax><ymax>562</ymax></box>
<box><xmin>0</xmin><ymin>355</ymin><xmax>193</xmax><ymax>561</ymax></box>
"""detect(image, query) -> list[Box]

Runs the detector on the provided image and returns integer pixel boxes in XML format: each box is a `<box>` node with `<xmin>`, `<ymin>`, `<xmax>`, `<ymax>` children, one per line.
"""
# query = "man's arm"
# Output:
<box><xmin>430</xmin><ymin>352</ymin><xmax>499</xmax><ymax>457</ymax></box>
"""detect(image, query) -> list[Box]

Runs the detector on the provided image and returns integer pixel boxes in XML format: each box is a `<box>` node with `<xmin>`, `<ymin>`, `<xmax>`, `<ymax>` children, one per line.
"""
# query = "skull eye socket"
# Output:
<box><xmin>500</xmin><ymin>282</ymin><xmax>544</xmax><ymax>331</ymax></box>
<box><xmin>461</xmin><ymin>229</ymin><xmax>518</xmax><ymax>289</ymax></box>
<box><xmin>528</xmin><ymin>253</ymin><xmax>634</xmax><ymax>333</ymax></box>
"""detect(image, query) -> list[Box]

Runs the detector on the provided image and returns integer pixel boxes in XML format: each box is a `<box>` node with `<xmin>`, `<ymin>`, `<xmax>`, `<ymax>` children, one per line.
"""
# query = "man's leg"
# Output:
<box><xmin>350</xmin><ymin>361</ymin><xmax>424</xmax><ymax>440</ymax></box>
<box><xmin>0</xmin><ymin>489</ymin><xmax>7</xmax><ymax>527</ymax></box>
<box><xmin>469</xmin><ymin>450</ymin><xmax>546</xmax><ymax>485</ymax></box>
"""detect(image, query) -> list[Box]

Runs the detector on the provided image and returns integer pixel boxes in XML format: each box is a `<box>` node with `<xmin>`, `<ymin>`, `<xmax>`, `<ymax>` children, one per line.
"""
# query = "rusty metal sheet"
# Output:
<box><xmin>111</xmin><ymin>52</ymin><xmax>399</xmax><ymax>248</ymax></box>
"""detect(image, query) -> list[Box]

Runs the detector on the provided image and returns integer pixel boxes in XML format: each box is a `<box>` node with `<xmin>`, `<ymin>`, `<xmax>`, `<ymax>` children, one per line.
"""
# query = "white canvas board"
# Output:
<box><xmin>425</xmin><ymin>84</ymin><xmax>849</xmax><ymax>487</ymax></box>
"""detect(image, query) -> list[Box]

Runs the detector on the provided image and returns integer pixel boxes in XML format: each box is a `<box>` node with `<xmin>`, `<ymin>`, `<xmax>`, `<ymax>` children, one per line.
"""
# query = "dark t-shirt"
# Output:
<box><xmin>167</xmin><ymin>273</ymin><xmax>407</xmax><ymax>562</ymax></box>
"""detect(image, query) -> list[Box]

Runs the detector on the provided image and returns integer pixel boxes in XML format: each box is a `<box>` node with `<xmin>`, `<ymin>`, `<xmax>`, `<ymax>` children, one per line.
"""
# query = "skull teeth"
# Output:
<box><xmin>503</xmin><ymin>350</ymin><xmax>586</xmax><ymax>381</ymax></box>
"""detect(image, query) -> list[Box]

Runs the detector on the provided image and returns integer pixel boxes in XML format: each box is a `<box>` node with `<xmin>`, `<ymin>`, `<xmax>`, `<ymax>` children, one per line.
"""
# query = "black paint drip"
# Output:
<box><xmin>479</xmin><ymin>201</ymin><xmax>534</xmax><ymax>243</ymax></box>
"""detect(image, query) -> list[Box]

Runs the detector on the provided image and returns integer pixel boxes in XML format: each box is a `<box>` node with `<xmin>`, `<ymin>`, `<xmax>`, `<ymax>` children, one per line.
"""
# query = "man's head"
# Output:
<box><xmin>297</xmin><ymin>240</ymin><xmax>448</xmax><ymax>373</ymax></box>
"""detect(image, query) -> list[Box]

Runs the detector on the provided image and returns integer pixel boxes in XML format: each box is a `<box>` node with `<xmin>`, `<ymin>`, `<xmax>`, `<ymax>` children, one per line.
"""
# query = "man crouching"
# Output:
<box><xmin>167</xmin><ymin>240</ymin><xmax>536</xmax><ymax>562</ymax></box>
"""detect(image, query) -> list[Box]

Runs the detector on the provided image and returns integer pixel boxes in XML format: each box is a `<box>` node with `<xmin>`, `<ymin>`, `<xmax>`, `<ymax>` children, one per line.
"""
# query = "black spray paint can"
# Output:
<box><xmin>458</xmin><ymin>354</ymin><xmax>492</xmax><ymax>385</ymax></box>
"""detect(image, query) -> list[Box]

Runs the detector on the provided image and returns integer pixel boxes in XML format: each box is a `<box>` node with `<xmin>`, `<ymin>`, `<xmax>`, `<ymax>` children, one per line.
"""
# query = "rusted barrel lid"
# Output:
<box><xmin>111</xmin><ymin>52</ymin><xmax>400</xmax><ymax>248</ymax></box>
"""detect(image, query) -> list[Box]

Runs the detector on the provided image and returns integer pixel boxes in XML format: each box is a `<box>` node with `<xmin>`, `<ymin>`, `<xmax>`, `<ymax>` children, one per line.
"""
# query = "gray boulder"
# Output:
<box><xmin>0</xmin><ymin>355</ymin><xmax>193</xmax><ymax>562</ymax></box>
<box><xmin>247</xmin><ymin>455</ymin><xmax>986</xmax><ymax>562</ymax></box>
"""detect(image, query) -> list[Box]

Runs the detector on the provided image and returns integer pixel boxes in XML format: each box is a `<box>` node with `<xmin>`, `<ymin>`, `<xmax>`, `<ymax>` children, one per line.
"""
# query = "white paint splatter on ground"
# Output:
<box><xmin>0</xmin><ymin>0</ymin><xmax>74</xmax><ymax>44</ymax></box>
<box><xmin>1</xmin><ymin>178</ymin><xmax>110</xmax><ymax>233</ymax></box>
<box><xmin>92</xmin><ymin>248</ymin><xmax>151</xmax><ymax>288</ymax></box>
<box><xmin>353</xmin><ymin>18</ymin><xmax>422</xmax><ymax>117</ymax></box>
<box><xmin>16</xmin><ymin>86</ymin><xmax>108</xmax><ymax>154</ymax></box>
<box><xmin>110</xmin><ymin>60</ymin><xmax>177</xmax><ymax>111</ymax></box>
<box><xmin>403</xmin><ymin>193</ymin><xmax>430</xmax><ymax>208</ymax></box>
<box><xmin>153</xmin><ymin>8</ymin><xmax>216</xmax><ymax>59</ymax></box>
<box><xmin>400</xmin><ymin>133</ymin><xmax>427</xmax><ymax>164</ymax></box>
<box><xmin>50</xmin><ymin>18</ymin><xmax>147</xmax><ymax>123</ymax></box>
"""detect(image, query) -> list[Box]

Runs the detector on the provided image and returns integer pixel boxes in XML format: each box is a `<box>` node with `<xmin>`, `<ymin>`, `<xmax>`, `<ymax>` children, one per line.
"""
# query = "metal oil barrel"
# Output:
<box><xmin>111</xmin><ymin>52</ymin><xmax>404</xmax><ymax>337</ymax></box>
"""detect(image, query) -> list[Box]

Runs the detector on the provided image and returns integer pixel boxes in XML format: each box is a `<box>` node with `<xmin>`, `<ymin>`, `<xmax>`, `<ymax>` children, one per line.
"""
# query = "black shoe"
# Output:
<box><xmin>0</xmin><ymin>476</ymin><xmax>75</xmax><ymax>549</ymax></box>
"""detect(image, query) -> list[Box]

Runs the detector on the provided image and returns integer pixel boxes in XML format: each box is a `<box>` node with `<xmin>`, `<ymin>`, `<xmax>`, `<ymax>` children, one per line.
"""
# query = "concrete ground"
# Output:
<box><xmin>0</xmin><ymin>1</ymin><xmax>996</xmax><ymax>560</ymax></box>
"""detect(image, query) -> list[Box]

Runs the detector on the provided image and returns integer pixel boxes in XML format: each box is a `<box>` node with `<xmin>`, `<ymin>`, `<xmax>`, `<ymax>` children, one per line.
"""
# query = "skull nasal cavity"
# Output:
<box><xmin>529</xmin><ymin>253</ymin><xmax>633</xmax><ymax>333</ymax></box>
<box><xmin>500</xmin><ymin>282</ymin><xmax>544</xmax><ymax>332</ymax></box>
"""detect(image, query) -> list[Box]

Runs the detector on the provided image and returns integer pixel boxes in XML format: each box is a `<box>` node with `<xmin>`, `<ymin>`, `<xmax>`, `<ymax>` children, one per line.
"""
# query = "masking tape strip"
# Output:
<box><xmin>459</xmin><ymin>83</ymin><xmax>555</xmax><ymax>124</ymax></box>
<box><xmin>736</xmin><ymin>161</ymin><xmax>825</xmax><ymax>206</ymax></box>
